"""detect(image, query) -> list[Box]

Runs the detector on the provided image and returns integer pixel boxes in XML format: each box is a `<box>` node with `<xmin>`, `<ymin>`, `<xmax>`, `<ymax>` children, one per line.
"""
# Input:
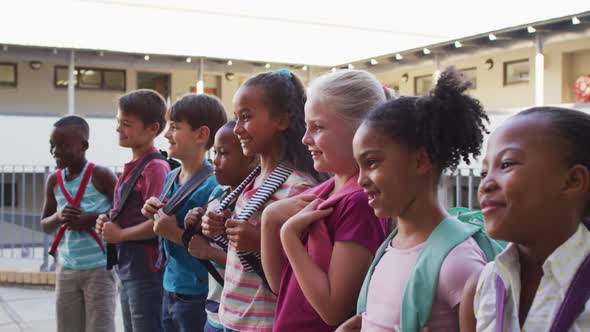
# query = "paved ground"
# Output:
<box><xmin>0</xmin><ymin>286</ymin><xmax>124</xmax><ymax>332</ymax></box>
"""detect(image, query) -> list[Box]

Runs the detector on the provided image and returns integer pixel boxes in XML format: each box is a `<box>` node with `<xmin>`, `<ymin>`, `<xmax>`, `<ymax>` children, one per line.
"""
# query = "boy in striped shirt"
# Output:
<box><xmin>41</xmin><ymin>115</ymin><xmax>118</xmax><ymax>332</ymax></box>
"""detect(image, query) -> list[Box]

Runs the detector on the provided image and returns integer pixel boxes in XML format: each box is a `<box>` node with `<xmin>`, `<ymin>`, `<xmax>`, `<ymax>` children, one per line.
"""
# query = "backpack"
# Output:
<box><xmin>357</xmin><ymin>208</ymin><xmax>506</xmax><ymax>332</ymax></box>
<box><xmin>159</xmin><ymin>149</ymin><xmax>180</xmax><ymax>170</ymax></box>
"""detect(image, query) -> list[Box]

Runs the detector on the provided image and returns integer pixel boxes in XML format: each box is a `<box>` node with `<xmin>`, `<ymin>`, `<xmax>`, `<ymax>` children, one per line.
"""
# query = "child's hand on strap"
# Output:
<box><xmin>95</xmin><ymin>214</ymin><xmax>109</xmax><ymax>234</ymax></box>
<box><xmin>184</xmin><ymin>207</ymin><xmax>205</xmax><ymax>231</ymax></box>
<box><xmin>153</xmin><ymin>210</ymin><xmax>181</xmax><ymax>243</ymax></box>
<box><xmin>142</xmin><ymin>197</ymin><xmax>164</xmax><ymax>220</ymax></box>
<box><xmin>225</xmin><ymin>219</ymin><xmax>261</xmax><ymax>252</ymax></box>
<box><xmin>59</xmin><ymin>204</ymin><xmax>81</xmax><ymax>224</ymax></box>
<box><xmin>336</xmin><ymin>315</ymin><xmax>362</xmax><ymax>332</ymax></box>
<box><xmin>66</xmin><ymin>212</ymin><xmax>96</xmax><ymax>232</ymax></box>
<box><xmin>187</xmin><ymin>234</ymin><xmax>214</xmax><ymax>260</ymax></box>
<box><xmin>98</xmin><ymin>214</ymin><xmax>124</xmax><ymax>244</ymax></box>
<box><xmin>281</xmin><ymin>198</ymin><xmax>333</xmax><ymax>238</ymax></box>
<box><xmin>262</xmin><ymin>194</ymin><xmax>317</xmax><ymax>227</ymax></box>
<box><xmin>202</xmin><ymin>208</ymin><xmax>231</xmax><ymax>238</ymax></box>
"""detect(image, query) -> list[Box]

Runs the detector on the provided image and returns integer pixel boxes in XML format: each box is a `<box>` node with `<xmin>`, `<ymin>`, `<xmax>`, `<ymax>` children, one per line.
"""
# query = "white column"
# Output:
<box><xmin>67</xmin><ymin>50</ymin><xmax>75</xmax><ymax>115</ymax></box>
<box><xmin>535</xmin><ymin>33</ymin><xmax>544</xmax><ymax>106</ymax></box>
<box><xmin>197</xmin><ymin>58</ymin><xmax>204</xmax><ymax>94</ymax></box>
<box><xmin>433</xmin><ymin>54</ymin><xmax>442</xmax><ymax>84</ymax></box>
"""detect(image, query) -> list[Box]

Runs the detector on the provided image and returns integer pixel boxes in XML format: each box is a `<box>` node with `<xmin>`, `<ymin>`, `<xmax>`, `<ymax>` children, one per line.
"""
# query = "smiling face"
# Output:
<box><xmin>478</xmin><ymin>115</ymin><xmax>575</xmax><ymax>243</ymax></box>
<box><xmin>163</xmin><ymin>120</ymin><xmax>204</xmax><ymax>161</ymax></box>
<box><xmin>213</xmin><ymin>125</ymin><xmax>255</xmax><ymax>187</ymax></box>
<box><xmin>232</xmin><ymin>85</ymin><xmax>287</xmax><ymax>158</ymax></box>
<box><xmin>116</xmin><ymin>109</ymin><xmax>158</xmax><ymax>149</ymax></box>
<box><xmin>302</xmin><ymin>97</ymin><xmax>358</xmax><ymax>174</ymax></box>
<box><xmin>50</xmin><ymin>126</ymin><xmax>87</xmax><ymax>169</ymax></box>
<box><xmin>353</xmin><ymin>122</ymin><xmax>423</xmax><ymax>218</ymax></box>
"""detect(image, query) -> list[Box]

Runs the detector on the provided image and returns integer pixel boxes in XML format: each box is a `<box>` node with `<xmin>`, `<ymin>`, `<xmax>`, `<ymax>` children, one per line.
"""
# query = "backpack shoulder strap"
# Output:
<box><xmin>357</xmin><ymin>227</ymin><xmax>398</xmax><ymax>314</ymax></box>
<box><xmin>401</xmin><ymin>217</ymin><xmax>479</xmax><ymax>331</ymax></box>
<box><xmin>162</xmin><ymin>163</ymin><xmax>214</xmax><ymax>215</ymax></box>
<box><xmin>112</xmin><ymin>153</ymin><xmax>165</xmax><ymax>222</ymax></box>
<box><xmin>106</xmin><ymin>153</ymin><xmax>164</xmax><ymax>270</ymax></box>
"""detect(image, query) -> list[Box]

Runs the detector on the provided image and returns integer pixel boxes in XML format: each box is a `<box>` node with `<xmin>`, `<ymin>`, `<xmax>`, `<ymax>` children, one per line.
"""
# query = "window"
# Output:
<box><xmin>2</xmin><ymin>183</ymin><xmax>18</xmax><ymax>207</ymax></box>
<box><xmin>504</xmin><ymin>59</ymin><xmax>529</xmax><ymax>85</ymax></box>
<box><xmin>460</xmin><ymin>67</ymin><xmax>477</xmax><ymax>90</ymax></box>
<box><xmin>137</xmin><ymin>72</ymin><xmax>171</xmax><ymax>100</ymax></box>
<box><xmin>54</xmin><ymin>66</ymin><xmax>126</xmax><ymax>91</ymax></box>
<box><xmin>414</xmin><ymin>74</ymin><xmax>432</xmax><ymax>96</ymax></box>
<box><xmin>0</xmin><ymin>63</ymin><xmax>17</xmax><ymax>87</ymax></box>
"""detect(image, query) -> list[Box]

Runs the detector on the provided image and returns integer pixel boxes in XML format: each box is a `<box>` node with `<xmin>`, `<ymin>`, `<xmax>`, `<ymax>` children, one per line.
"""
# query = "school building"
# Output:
<box><xmin>0</xmin><ymin>7</ymin><xmax>589</xmax><ymax>259</ymax></box>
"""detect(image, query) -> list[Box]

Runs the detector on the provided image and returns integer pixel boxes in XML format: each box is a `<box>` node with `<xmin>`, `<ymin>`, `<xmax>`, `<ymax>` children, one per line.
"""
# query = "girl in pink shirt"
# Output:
<box><xmin>261</xmin><ymin>70</ymin><xmax>389</xmax><ymax>332</ymax></box>
<box><xmin>338</xmin><ymin>67</ymin><xmax>489</xmax><ymax>332</ymax></box>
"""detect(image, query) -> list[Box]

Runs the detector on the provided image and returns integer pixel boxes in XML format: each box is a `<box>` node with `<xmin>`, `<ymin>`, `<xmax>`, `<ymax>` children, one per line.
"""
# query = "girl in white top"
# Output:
<box><xmin>460</xmin><ymin>106</ymin><xmax>590</xmax><ymax>331</ymax></box>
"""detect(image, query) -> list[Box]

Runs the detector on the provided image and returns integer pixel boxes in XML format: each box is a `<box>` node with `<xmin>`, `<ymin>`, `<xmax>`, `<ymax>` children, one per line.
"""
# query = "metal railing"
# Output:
<box><xmin>0</xmin><ymin>164</ymin><xmax>481</xmax><ymax>272</ymax></box>
<box><xmin>0</xmin><ymin>165</ymin><xmax>123</xmax><ymax>272</ymax></box>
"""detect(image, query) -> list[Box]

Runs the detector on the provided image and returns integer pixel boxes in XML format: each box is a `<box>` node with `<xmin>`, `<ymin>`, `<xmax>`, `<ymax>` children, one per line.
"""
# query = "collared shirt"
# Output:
<box><xmin>474</xmin><ymin>222</ymin><xmax>590</xmax><ymax>332</ymax></box>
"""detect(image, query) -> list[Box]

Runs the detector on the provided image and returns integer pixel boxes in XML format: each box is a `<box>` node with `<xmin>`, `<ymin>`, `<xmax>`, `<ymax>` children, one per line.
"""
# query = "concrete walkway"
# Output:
<box><xmin>0</xmin><ymin>286</ymin><xmax>124</xmax><ymax>332</ymax></box>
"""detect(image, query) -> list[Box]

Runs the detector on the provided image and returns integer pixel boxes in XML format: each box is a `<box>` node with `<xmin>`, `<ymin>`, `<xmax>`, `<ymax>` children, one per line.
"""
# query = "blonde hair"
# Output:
<box><xmin>308</xmin><ymin>70</ymin><xmax>390</xmax><ymax>124</ymax></box>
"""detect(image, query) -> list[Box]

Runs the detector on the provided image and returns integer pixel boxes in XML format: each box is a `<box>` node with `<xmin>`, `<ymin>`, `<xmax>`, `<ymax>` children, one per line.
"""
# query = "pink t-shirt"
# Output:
<box><xmin>361</xmin><ymin>237</ymin><xmax>486</xmax><ymax>332</ymax></box>
<box><xmin>273</xmin><ymin>177</ymin><xmax>389</xmax><ymax>332</ymax></box>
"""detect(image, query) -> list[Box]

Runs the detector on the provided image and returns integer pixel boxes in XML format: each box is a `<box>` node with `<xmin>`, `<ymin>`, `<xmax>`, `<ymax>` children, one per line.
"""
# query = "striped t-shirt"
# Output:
<box><xmin>54</xmin><ymin>162</ymin><xmax>112</xmax><ymax>270</ymax></box>
<box><xmin>219</xmin><ymin>170</ymin><xmax>316</xmax><ymax>332</ymax></box>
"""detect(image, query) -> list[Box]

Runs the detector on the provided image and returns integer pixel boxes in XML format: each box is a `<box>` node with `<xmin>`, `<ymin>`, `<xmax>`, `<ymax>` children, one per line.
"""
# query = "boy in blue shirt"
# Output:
<box><xmin>142</xmin><ymin>94</ymin><xmax>227</xmax><ymax>332</ymax></box>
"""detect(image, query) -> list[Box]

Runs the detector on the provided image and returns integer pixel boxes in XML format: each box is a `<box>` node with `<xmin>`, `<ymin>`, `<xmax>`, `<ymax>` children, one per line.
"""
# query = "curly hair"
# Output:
<box><xmin>363</xmin><ymin>66</ymin><xmax>489</xmax><ymax>173</ymax></box>
<box><xmin>244</xmin><ymin>70</ymin><xmax>320</xmax><ymax>180</ymax></box>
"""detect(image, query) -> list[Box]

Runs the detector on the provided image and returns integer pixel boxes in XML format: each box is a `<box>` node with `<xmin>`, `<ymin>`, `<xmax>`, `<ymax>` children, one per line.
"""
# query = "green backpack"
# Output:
<box><xmin>356</xmin><ymin>208</ymin><xmax>506</xmax><ymax>332</ymax></box>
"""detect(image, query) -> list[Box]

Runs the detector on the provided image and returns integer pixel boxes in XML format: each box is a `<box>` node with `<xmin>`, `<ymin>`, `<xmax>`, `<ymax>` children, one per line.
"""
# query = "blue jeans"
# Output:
<box><xmin>204</xmin><ymin>320</ymin><xmax>224</xmax><ymax>332</ymax></box>
<box><xmin>161</xmin><ymin>290</ymin><xmax>207</xmax><ymax>332</ymax></box>
<box><xmin>119</xmin><ymin>273</ymin><xmax>163</xmax><ymax>332</ymax></box>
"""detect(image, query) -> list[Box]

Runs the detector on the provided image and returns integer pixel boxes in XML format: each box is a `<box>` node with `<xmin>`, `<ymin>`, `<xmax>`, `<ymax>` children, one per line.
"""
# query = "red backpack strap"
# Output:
<box><xmin>73</xmin><ymin>163</ymin><xmax>95</xmax><ymax>206</ymax></box>
<box><xmin>49</xmin><ymin>227</ymin><xmax>67</xmax><ymax>257</ymax></box>
<box><xmin>85</xmin><ymin>229</ymin><xmax>105</xmax><ymax>253</ymax></box>
<box><xmin>49</xmin><ymin>163</ymin><xmax>98</xmax><ymax>257</ymax></box>
<box><xmin>55</xmin><ymin>163</ymin><xmax>95</xmax><ymax>207</ymax></box>
<box><xmin>56</xmin><ymin>169</ymin><xmax>74</xmax><ymax>205</ymax></box>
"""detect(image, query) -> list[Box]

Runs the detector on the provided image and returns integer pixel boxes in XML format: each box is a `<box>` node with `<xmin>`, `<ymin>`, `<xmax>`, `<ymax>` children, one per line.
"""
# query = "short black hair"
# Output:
<box><xmin>118</xmin><ymin>89</ymin><xmax>167</xmax><ymax>135</ymax></box>
<box><xmin>222</xmin><ymin>119</ymin><xmax>237</xmax><ymax>130</ymax></box>
<box><xmin>517</xmin><ymin>107</ymin><xmax>590</xmax><ymax>216</ymax></box>
<box><xmin>168</xmin><ymin>94</ymin><xmax>228</xmax><ymax>149</ymax></box>
<box><xmin>364</xmin><ymin>66</ymin><xmax>489</xmax><ymax>173</ymax></box>
<box><xmin>54</xmin><ymin>115</ymin><xmax>90</xmax><ymax>140</ymax></box>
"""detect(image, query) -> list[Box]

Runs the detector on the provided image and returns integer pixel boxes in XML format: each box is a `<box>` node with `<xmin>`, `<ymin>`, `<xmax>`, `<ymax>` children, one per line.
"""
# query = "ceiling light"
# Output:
<box><xmin>370</xmin><ymin>59</ymin><xmax>378</xmax><ymax>65</ymax></box>
<box><xmin>144</xmin><ymin>55</ymin><xmax>150</xmax><ymax>61</ymax></box>
<box><xmin>423</xmin><ymin>48</ymin><xmax>431</xmax><ymax>55</ymax></box>
<box><xmin>348</xmin><ymin>64</ymin><xmax>354</xmax><ymax>69</ymax></box>
<box><xmin>302</xmin><ymin>65</ymin><xmax>308</xmax><ymax>71</ymax></box>
<box><xmin>186</xmin><ymin>57</ymin><xmax>192</xmax><ymax>63</ymax></box>
<box><xmin>489</xmin><ymin>33</ymin><xmax>497</xmax><ymax>41</ymax></box>
<box><xmin>227</xmin><ymin>60</ymin><xmax>233</xmax><ymax>66</ymax></box>
<box><xmin>527</xmin><ymin>26</ymin><xmax>536</xmax><ymax>34</ymax></box>
<box><xmin>265</xmin><ymin>63</ymin><xmax>271</xmax><ymax>69</ymax></box>
<box><xmin>395</xmin><ymin>53</ymin><xmax>403</xmax><ymax>60</ymax></box>
<box><xmin>454</xmin><ymin>41</ymin><xmax>462</xmax><ymax>48</ymax></box>
<box><xmin>572</xmin><ymin>16</ymin><xmax>581</xmax><ymax>25</ymax></box>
